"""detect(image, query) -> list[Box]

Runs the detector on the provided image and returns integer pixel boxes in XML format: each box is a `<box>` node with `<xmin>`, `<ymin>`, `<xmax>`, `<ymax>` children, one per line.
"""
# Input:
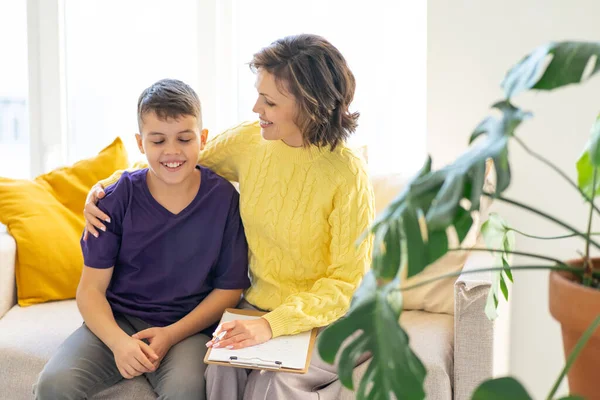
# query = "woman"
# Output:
<box><xmin>84</xmin><ymin>34</ymin><xmax>374</xmax><ymax>400</ymax></box>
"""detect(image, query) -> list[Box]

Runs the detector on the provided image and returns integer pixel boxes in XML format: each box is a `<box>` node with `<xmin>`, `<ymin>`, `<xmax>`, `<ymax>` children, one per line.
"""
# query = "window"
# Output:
<box><xmin>64</xmin><ymin>0</ymin><xmax>199</xmax><ymax>164</ymax></box>
<box><xmin>0</xmin><ymin>1</ymin><xmax>29</xmax><ymax>178</ymax></box>
<box><xmin>13</xmin><ymin>1</ymin><xmax>426</xmax><ymax>178</ymax></box>
<box><xmin>229</xmin><ymin>0</ymin><xmax>427</xmax><ymax>175</ymax></box>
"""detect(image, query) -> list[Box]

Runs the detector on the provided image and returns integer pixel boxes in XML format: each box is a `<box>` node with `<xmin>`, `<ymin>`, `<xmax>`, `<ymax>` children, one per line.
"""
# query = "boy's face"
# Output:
<box><xmin>136</xmin><ymin>111</ymin><xmax>208</xmax><ymax>186</ymax></box>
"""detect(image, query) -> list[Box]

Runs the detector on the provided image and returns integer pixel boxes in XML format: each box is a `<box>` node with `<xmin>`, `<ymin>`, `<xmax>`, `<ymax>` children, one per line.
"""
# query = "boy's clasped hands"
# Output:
<box><xmin>110</xmin><ymin>326</ymin><xmax>175</xmax><ymax>379</ymax></box>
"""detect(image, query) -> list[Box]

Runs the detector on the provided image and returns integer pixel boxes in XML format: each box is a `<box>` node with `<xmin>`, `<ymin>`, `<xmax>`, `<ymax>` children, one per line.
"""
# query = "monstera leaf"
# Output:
<box><xmin>318</xmin><ymin>272</ymin><xmax>426</xmax><ymax>400</ymax></box>
<box><xmin>502</xmin><ymin>41</ymin><xmax>600</xmax><ymax>98</ymax></box>
<box><xmin>368</xmin><ymin>157</ymin><xmax>433</xmax><ymax>281</ymax></box>
<box><xmin>472</xmin><ymin>376</ymin><xmax>582</xmax><ymax>400</ymax></box>
<box><xmin>368</xmin><ymin>101</ymin><xmax>530</xmax><ymax>282</ymax></box>
<box><xmin>471</xmin><ymin>377</ymin><xmax>533</xmax><ymax>400</ymax></box>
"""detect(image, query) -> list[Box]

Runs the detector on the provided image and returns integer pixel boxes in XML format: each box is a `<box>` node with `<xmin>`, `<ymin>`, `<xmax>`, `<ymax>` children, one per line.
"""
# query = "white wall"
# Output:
<box><xmin>428</xmin><ymin>0</ymin><xmax>600</xmax><ymax>398</ymax></box>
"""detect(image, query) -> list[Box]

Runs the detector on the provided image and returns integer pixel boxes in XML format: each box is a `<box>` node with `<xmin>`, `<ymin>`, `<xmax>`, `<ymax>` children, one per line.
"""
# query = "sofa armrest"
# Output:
<box><xmin>453</xmin><ymin>250</ymin><xmax>494</xmax><ymax>400</ymax></box>
<box><xmin>0</xmin><ymin>226</ymin><xmax>17</xmax><ymax>319</ymax></box>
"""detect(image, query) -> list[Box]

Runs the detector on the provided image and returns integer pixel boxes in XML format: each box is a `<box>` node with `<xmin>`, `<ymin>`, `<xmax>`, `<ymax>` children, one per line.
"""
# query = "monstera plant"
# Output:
<box><xmin>318</xmin><ymin>41</ymin><xmax>600</xmax><ymax>399</ymax></box>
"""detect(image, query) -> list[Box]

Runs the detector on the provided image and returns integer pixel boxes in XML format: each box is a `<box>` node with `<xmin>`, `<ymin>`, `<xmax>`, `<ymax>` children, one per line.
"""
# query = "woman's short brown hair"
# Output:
<box><xmin>250</xmin><ymin>34</ymin><xmax>359</xmax><ymax>150</ymax></box>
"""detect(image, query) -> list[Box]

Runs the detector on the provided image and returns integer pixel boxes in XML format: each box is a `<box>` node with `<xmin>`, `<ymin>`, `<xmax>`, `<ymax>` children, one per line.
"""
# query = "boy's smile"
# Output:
<box><xmin>160</xmin><ymin>160</ymin><xmax>187</xmax><ymax>172</ymax></box>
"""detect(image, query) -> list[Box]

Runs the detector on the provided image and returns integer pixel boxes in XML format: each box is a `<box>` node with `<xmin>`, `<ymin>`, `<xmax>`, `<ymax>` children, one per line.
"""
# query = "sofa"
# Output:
<box><xmin>0</xmin><ymin>173</ymin><xmax>495</xmax><ymax>400</ymax></box>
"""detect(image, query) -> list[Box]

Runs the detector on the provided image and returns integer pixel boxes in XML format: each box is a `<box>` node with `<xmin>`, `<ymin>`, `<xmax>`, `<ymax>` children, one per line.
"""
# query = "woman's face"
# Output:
<box><xmin>252</xmin><ymin>69</ymin><xmax>304</xmax><ymax>147</ymax></box>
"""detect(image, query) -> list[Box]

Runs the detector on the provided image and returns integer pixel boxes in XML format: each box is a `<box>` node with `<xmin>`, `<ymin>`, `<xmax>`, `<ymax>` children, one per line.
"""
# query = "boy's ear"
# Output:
<box><xmin>200</xmin><ymin>129</ymin><xmax>209</xmax><ymax>149</ymax></box>
<box><xmin>135</xmin><ymin>133</ymin><xmax>145</xmax><ymax>154</ymax></box>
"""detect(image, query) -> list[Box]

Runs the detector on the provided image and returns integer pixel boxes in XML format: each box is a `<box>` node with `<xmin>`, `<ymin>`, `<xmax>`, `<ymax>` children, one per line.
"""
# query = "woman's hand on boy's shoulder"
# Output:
<box><xmin>206</xmin><ymin>318</ymin><xmax>272</xmax><ymax>350</ymax></box>
<box><xmin>83</xmin><ymin>183</ymin><xmax>109</xmax><ymax>239</ymax></box>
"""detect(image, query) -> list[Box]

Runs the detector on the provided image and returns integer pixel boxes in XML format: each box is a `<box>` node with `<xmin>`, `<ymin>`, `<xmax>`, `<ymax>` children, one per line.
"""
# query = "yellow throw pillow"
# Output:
<box><xmin>0</xmin><ymin>138</ymin><xmax>128</xmax><ymax>306</ymax></box>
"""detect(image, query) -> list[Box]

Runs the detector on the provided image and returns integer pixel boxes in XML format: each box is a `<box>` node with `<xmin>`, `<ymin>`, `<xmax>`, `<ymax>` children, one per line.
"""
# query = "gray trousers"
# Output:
<box><xmin>34</xmin><ymin>312</ymin><xmax>210</xmax><ymax>400</ymax></box>
<box><xmin>205</xmin><ymin>300</ymin><xmax>369</xmax><ymax>400</ymax></box>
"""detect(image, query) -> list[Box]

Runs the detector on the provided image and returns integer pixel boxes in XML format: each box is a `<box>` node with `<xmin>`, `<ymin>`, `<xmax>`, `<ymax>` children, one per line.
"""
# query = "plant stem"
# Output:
<box><xmin>400</xmin><ymin>264</ymin><xmax>599</xmax><ymax>292</ymax></box>
<box><xmin>448</xmin><ymin>247</ymin><xmax>567</xmax><ymax>265</ymax></box>
<box><xmin>514</xmin><ymin>135</ymin><xmax>600</xmax><ymax>215</ymax></box>
<box><xmin>485</xmin><ymin>192</ymin><xmax>600</xmax><ymax>251</ymax></box>
<box><xmin>583</xmin><ymin>168</ymin><xmax>597</xmax><ymax>285</ymax></box>
<box><xmin>507</xmin><ymin>228</ymin><xmax>600</xmax><ymax>241</ymax></box>
<box><xmin>546</xmin><ymin>315</ymin><xmax>600</xmax><ymax>400</ymax></box>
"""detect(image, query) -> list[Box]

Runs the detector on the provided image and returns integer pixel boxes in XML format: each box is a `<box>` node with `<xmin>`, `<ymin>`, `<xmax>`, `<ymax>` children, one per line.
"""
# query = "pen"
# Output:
<box><xmin>213</xmin><ymin>330</ymin><xmax>227</xmax><ymax>343</ymax></box>
<box><xmin>212</xmin><ymin>325</ymin><xmax>227</xmax><ymax>344</ymax></box>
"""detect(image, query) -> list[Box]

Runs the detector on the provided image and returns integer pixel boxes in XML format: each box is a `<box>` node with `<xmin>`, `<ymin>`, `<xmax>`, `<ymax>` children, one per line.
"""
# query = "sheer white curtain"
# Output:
<box><xmin>225</xmin><ymin>0</ymin><xmax>427</xmax><ymax>175</ymax></box>
<box><xmin>0</xmin><ymin>1</ymin><xmax>29</xmax><ymax>178</ymax></box>
<box><xmin>64</xmin><ymin>0</ymin><xmax>199</xmax><ymax>164</ymax></box>
<box><xmin>16</xmin><ymin>0</ymin><xmax>425</xmax><ymax>177</ymax></box>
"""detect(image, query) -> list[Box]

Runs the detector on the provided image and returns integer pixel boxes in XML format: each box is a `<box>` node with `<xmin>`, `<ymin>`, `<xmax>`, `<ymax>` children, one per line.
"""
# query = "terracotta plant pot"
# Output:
<box><xmin>549</xmin><ymin>258</ymin><xmax>600</xmax><ymax>399</ymax></box>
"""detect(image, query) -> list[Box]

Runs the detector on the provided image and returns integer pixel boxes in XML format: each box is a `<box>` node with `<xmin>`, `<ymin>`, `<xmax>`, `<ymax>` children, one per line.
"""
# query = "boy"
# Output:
<box><xmin>34</xmin><ymin>79</ymin><xmax>250</xmax><ymax>400</ymax></box>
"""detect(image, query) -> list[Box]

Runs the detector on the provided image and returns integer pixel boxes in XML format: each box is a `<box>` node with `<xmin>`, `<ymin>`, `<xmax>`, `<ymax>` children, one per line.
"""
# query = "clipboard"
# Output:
<box><xmin>204</xmin><ymin>308</ymin><xmax>319</xmax><ymax>374</ymax></box>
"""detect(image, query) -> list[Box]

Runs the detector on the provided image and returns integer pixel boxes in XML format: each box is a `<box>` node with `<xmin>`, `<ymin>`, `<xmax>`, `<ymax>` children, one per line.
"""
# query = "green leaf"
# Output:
<box><xmin>421</xmin><ymin>172</ymin><xmax>466</xmax><ymax>229</ymax></box>
<box><xmin>502</xmin><ymin>41</ymin><xmax>600</xmax><ymax>98</ymax></box>
<box><xmin>365</xmin><ymin>157</ymin><xmax>431</xmax><ymax>282</ymax></box>
<box><xmin>404</xmin><ymin>207</ymin><xmax>427</xmax><ymax>279</ymax></box>
<box><xmin>372</xmin><ymin>221</ymin><xmax>403</xmax><ymax>281</ymax></box>
<box><xmin>502</xmin><ymin>257</ymin><xmax>513</xmax><ymax>282</ymax></box>
<box><xmin>466</xmin><ymin>162</ymin><xmax>486</xmax><ymax>211</ymax></box>
<box><xmin>576</xmin><ymin>150</ymin><xmax>597</xmax><ymax>198</ymax></box>
<box><xmin>501</xmin><ymin>43</ymin><xmax>554</xmax><ymax>99</ymax></box>
<box><xmin>577</xmin><ymin>115</ymin><xmax>600</xmax><ymax>198</ymax></box>
<box><xmin>481</xmin><ymin>213</ymin><xmax>516</xmax><ymax>320</ymax></box>
<box><xmin>485</xmin><ymin>290</ymin><xmax>500</xmax><ymax>320</ymax></box>
<box><xmin>492</xmin><ymin>146</ymin><xmax>511</xmax><ymax>196</ymax></box>
<box><xmin>318</xmin><ymin>272</ymin><xmax>426</xmax><ymax>400</ymax></box>
<box><xmin>427</xmin><ymin>229</ymin><xmax>449</xmax><ymax>264</ymax></box>
<box><xmin>499</xmin><ymin>278</ymin><xmax>509</xmax><ymax>301</ymax></box>
<box><xmin>472</xmin><ymin>377</ymin><xmax>533</xmax><ymax>400</ymax></box>
<box><xmin>404</xmin><ymin>206</ymin><xmax>470</xmax><ymax>280</ymax></box>
<box><xmin>558</xmin><ymin>396</ymin><xmax>585</xmax><ymax>400</ymax></box>
<box><xmin>469</xmin><ymin>101</ymin><xmax>532</xmax><ymax>146</ymax></box>
<box><xmin>454</xmin><ymin>206</ymin><xmax>474</xmax><ymax>243</ymax></box>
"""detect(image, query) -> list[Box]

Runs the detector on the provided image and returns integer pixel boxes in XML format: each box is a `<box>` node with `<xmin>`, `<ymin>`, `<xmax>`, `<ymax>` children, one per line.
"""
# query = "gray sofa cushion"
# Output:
<box><xmin>0</xmin><ymin>300</ymin><xmax>454</xmax><ymax>400</ymax></box>
<box><xmin>0</xmin><ymin>300</ymin><xmax>156</xmax><ymax>400</ymax></box>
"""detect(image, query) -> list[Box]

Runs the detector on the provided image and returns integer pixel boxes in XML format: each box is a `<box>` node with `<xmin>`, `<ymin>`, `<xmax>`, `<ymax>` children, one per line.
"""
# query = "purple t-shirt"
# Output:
<box><xmin>81</xmin><ymin>166</ymin><xmax>250</xmax><ymax>328</ymax></box>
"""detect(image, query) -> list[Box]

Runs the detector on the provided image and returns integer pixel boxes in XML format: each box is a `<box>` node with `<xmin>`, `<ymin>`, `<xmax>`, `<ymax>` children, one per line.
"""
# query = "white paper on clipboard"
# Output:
<box><xmin>206</xmin><ymin>311</ymin><xmax>313</xmax><ymax>370</ymax></box>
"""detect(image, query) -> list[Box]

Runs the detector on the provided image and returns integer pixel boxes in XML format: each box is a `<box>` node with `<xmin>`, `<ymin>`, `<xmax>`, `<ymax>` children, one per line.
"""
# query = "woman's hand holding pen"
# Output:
<box><xmin>206</xmin><ymin>318</ymin><xmax>273</xmax><ymax>350</ymax></box>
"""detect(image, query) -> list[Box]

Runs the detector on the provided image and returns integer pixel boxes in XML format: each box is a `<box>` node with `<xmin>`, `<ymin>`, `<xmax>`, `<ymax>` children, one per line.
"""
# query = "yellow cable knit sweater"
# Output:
<box><xmin>102</xmin><ymin>121</ymin><xmax>374</xmax><ymax>337</ymax></box>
